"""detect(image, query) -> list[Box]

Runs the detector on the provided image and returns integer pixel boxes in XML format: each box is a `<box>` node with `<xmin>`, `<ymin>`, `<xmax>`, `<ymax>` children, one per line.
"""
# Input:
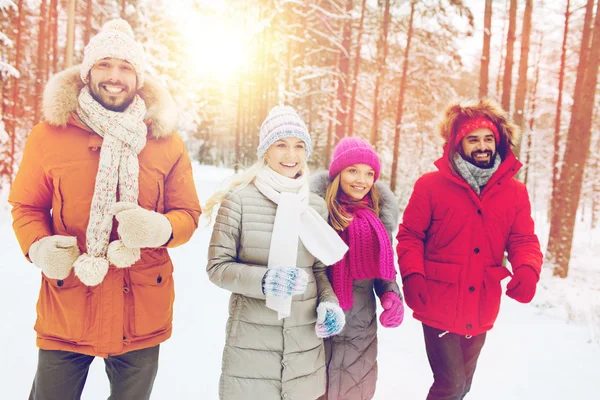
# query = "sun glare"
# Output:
<box><xmin>184</xmin><ymin>17</ymin><xmax>249</xmax><ymax>82</ymax></box>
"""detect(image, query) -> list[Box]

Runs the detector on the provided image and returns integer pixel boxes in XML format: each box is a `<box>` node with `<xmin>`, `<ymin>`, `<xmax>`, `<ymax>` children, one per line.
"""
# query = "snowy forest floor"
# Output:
<box><xmin>1</xmin><ymin>164</ymin><xmax>599</xmax><ymax>399</ymax></box>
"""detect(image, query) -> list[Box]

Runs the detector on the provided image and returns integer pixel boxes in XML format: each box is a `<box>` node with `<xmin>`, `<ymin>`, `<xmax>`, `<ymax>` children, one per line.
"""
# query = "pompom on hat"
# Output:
<box><xmin>329</xmin><ymin>137</ymin><xmax>381</xmax><ymax>181</ymax></box>
<box><xmin>80</xmin><ymin>19</ymin><xmax>146</xmax><ymax>88</ymax></box>
<box><xmin>257</xmin><ymin>105</ymin><xmax>312</xmax><ymax>159</ymax></box>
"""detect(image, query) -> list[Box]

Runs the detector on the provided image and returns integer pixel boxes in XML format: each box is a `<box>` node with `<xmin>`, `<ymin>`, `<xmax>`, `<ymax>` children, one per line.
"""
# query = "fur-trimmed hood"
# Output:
<box><xmin>309</xmin><ymin>170</ymin><xmax>400</xmax><ymax>240</ymax></box>
<box><xmin>439</xmin><ymin>98</ymin><xmax>520</xmax><ymax>157</ymax></box>
<box><xmin>42</xmin><ymin>65</ymin><xmax>178</xmax><ymax>138</ymax></box>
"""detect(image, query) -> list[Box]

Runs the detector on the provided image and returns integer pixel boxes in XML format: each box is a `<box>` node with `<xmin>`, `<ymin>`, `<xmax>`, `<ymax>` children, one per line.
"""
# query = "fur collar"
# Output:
<box><xmin>309</xmin><ymin>170</ymin><xmax>400</xmax><ymax>239</ymax></box>
<box><xmin>42</xmin><ymin>65</ymin><xmax>178</xmax><ymax>138</ymax></box>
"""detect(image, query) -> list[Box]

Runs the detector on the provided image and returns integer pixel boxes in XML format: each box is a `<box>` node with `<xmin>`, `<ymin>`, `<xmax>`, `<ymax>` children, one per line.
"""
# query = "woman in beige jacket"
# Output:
<box><xmin>204</xmin><ymin>106</ymin><xmax>348</xmax><ymax>400</ymax></box>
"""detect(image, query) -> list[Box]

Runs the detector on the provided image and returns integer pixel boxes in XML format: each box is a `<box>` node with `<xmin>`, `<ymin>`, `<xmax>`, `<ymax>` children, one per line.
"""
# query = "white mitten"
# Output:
<box><xmin>106</xmin><ymin>240</ymin><xmax>141</xmax><ymax>268</ymax></box>
<box><xmin>315</xmin><ymin>301</ymin><xmax>346</xmax><ymax>338</ymax></box>
<box><xmin>29</xmin><ymin>235</ymin><xmax>80</xmax><ymax>280</ymax></box>
<box><xmin>111</xmin><ymin>202</ymin><xmax>173</xmax><ymax>248</ymax></box>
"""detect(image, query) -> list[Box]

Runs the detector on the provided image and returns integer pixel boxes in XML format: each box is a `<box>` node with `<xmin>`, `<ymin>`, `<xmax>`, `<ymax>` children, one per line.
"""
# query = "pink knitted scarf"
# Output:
<box><xmin>329</xmin><ymin>194</ymin><xmax>396</xmax><ymax>310</ymax></box>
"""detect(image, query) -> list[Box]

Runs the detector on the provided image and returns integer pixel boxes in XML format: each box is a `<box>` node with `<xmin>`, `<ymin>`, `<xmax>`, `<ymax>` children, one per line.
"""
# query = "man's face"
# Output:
<box><xmin>89</xmin><ymin>58</ymin><xmax>137</xmax><ymax>112</ymax></box>
<box><xmin>460</xmin><ymin>128</ymin><xmax>497</xmax><ymax>168</ymax></box>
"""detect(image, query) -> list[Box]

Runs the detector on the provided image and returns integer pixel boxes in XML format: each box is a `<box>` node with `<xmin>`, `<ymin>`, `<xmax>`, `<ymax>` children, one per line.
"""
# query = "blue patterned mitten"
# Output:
<box><xmin>315</xmin><ymin>301</ymin><xmax>346</xmax><ymax>338</ymax></box>
<box><xmin>262</xmin><ymin>266</ymin><xmax>309</xmax><ymax>297</ymax></box>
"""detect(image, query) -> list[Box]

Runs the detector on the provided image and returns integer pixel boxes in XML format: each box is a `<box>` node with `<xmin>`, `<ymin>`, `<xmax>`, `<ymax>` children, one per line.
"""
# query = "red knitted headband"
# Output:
<box><xmin>454</xmin><ymin>116</ymin><xmax>500</xmax><ymax>146</ymax></box>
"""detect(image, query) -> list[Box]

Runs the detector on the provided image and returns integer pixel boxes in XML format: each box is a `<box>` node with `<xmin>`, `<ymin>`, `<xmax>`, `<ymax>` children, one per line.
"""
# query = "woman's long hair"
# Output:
<box><xmin>325</xmin><ymin>174</ymin><xmax>380</xmax><ymax>232</ymax></box>
<box><xmin>203</xmin><ymin>159</ymin><xmax>267</xmax><ymax>223</ymax></box>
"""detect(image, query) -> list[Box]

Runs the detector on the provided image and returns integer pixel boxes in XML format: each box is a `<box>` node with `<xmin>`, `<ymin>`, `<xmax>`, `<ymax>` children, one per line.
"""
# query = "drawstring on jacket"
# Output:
<box><xmin>438</xmin><ymin>330</ymin><xmax>473</xmax><ymax>340</ymax></box>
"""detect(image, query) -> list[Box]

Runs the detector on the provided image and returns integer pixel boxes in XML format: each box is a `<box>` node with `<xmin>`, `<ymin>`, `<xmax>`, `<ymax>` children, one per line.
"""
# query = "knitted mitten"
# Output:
<box><xmin>262</xmin><ymin>266</ymin><xmax>309</xmax><ymax>297</ymax></box>
<box><xmin>379</xmin><ymin>291</ymin><xmax>404</xmax><ymax>328</ymax></box>
<box><xmin>29</xmin><ymin>235</ymin><xmax>80</xmax><ymax>280</ymax></box>
<box><xmin>315</xmin><ymin>301</ymin><xmax>346</xmax><ymax>338</ymax></box>
<box><xmin>111</xmin><ymin>202</ymin><xmax>173</xmax><ymax>248</ymax></box>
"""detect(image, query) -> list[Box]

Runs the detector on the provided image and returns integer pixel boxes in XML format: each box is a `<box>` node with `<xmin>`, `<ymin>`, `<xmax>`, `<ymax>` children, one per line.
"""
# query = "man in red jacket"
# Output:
<box><xmin>396</xmin><ymin>99</ymin><xmax>543</xmax><ymax>400</ymax></box>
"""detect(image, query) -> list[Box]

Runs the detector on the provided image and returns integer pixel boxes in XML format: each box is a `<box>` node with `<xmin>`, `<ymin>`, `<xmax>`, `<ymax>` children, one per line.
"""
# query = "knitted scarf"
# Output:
<box><xmin>453</xmin><ymin>153</ymin><xmax>501</xmax><ymax>195</ymax></box>
<box><xmin>330</xmin><ymin>193</ymin><xmax>396</xmax><ymax>310</ymax></box>
<box><xmin>254</xmin><ymin>166</ymin><xmax>348</xmax><ymax>319</ymax></box>
<box><xmin>73</xmin><ymin>86</ymin><xmax>148</xmax><ymax>281</ymax></box>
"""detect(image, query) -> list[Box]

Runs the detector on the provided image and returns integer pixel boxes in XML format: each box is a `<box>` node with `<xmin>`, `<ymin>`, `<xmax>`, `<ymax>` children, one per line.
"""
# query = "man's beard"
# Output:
<box><xmin>89</xmin><ymin>81</ymin><xmax>136</xmax><ymax>112</ymax></box>
<box><xmin>462</xmin><ymin>150</ymin><xmax>496</xmax><ymax>168</ymax></box>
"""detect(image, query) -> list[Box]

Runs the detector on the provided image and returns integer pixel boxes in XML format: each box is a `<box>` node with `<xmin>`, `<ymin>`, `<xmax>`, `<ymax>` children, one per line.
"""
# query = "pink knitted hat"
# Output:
<box><xmin>329</xmin><ymin>137</ymin><xmax>381</xmax><ymax>181</ymax></box>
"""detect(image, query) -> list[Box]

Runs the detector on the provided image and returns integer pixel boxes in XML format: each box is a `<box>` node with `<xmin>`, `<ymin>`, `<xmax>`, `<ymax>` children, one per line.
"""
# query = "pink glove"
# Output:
<box><xmin>506</xmin><ymin>266</ymin><xmax>538</xmax><ymax>303</ymax></box>
<box><xmin>379</xmin><ymin>292</ymin><xmax>404</xmax><ymax>328</ymax></box>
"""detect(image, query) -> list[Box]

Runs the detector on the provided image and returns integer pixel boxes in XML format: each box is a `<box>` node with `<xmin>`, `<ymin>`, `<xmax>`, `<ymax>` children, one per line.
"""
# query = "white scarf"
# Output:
<box><xmin>73</xmin><ymin>86</ymin><xmax>148</xmax><ymax>280</ymax></box>
<box><xmin>254</xmin><ymin>166</ymin><xmax>348</xmax><ymax>319</ymax></box>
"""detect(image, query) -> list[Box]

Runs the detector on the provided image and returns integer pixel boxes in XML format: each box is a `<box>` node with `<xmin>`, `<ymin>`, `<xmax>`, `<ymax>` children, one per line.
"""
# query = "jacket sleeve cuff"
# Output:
<box><xmin>163</xmin><ymin>209</ymin><xmax>200</xmax><ymax>248</ymax></box>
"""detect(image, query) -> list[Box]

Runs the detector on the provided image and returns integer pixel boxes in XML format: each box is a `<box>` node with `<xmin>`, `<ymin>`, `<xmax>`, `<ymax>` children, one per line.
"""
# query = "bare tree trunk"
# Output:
<box><xmin>34</xmin><ymin>0</ymin><xmax>48</xmax><ymax>123</ymax></box>
<box><xmin>370</xmin><ymin>0</ymin><xmax>391</xmax><ymax>150</ymax></box>
<box><xmin>479</xmin><ymin>0</ymin><xmax>493</xmax><ymax>99</ymax></box>
<box><xmin>547</xmin><ymin>0</ymin><xmax>600</xmax><ymax>278</ymax></box>
<box><xmin>235</xmin><ymin>81</ymin><xmax>243</xmax><ymax>173</ymax></box>
<box><xmin>65</xmin><ymin>0</ymin><xmax>76</xmax><ymax>67</ymax></box>
<box><xmin>501</xmin><ymin>0</ymin><xmax>517</xmax><ymax>112</ymax></box>
<box><xmin>49</xmin><ymin>0</ymin><xmax>58</xmax><ymax>75</ymax></box>
<box><xmin>334</xmin><ymin>0</ymin><xmax>353</xmax><ymax>144</ymax></box>
<box><xmin>592</xmin><ymin>136</ymin><xmax>600</xmax><ymax>229</ymax></box>
<box><xmin>550</xmin><ymin>0</ymin><xmax>572</xmax><ymax>222</ymax></box>
<box><xmin>121</xmin><ymin>0</ymin><xmax>127</xmax><ymax>18</ymax></box>
<box><xmin>84</xmin><ymin>0</ymin><xmax>93</xmax><ymax>45</ymax></box>
<box><xmin>8</xmin><ymin>0</ymin><xmax>23</xmax><ymax>186</ymax></box>
<box><xmin>390</xmin><ymin>0</ymin><xmax>416</xmax><ymax>193</ymax></box>
<box><xmin>513</xmin><ymin>0</ymin><xmax>533</xmax><ymax>159</ymax></box>
<box><xmin>524</xmin><ymin>25</ymin><xmax>543</xmax><ymax>187</ymax></box>
<box><xmin>256</xmin><ymin>4</ymin><xmax>268</xmax><ymax>125</ymax></box>
<box><xmin>325</xmin><ymin>91</ymin><xmax>337</xmax><ymax>166</ymax></box>
<box><xmin>1</xmin><ymin>77</ymin><xmax>7</xmax><ymax>189</ymax></box>
<box><xmin>551</xmin><ymin>0</ymin><xmax>593</xmax><ymax>223</ymax></box>
<box><xmin>348</xmin><ymin>0</ymin><xmax>367</xmax><ymax>137</ymax></box>
<box><xmin>496</xmin><ymin>0</ymin><xmax>510</xmax><ymax>96</ymax></box>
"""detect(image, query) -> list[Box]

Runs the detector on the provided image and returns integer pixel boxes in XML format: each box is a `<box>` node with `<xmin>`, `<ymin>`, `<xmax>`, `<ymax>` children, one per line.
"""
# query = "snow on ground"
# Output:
<box><xmin>1</xmin><ymin>164</ymin><xmax>599</xmax><ymax>399</ymax></box>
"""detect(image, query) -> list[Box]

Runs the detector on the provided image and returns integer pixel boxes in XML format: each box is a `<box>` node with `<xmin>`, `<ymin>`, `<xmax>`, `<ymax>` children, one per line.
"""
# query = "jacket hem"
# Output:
<box><xmin>36</xmin><ymin>328</ymin><xmax>172</xmax><ymax>358</ymax></box>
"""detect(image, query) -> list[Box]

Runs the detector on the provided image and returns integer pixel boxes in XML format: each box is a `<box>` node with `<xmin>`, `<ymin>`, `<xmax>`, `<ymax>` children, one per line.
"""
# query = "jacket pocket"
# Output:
<box><xmin>129</xmin><ymin>260</ymin><xmax>174</xmax><ymax>337</ymax></box>
<box><xmin>52</xmin><ymin>176</ymin><xmax>68</xmax><ymax>233</ymax></box>
<box><xmin>35</xmin><ymin>270</ymin><xmax>88</xmax><ymax>342</ymax></box>
<box><xmin>155</xmin><ymin>180</ymin><xmax>165</xmax><ymax>213</ymax></box>
<box><xmin>139</xmin><ymin>178</ymin><xmax>165</xmax><ymax>214</ymax></box>
<box><xmin>479</xmin><ymin>265</ymin><xmax>511</xmax><ymax>328</ymax></box>
<box><xmin>423</xmin><ymin>260</ymin><xmax>461</xmax><ymax>326</ymax></box>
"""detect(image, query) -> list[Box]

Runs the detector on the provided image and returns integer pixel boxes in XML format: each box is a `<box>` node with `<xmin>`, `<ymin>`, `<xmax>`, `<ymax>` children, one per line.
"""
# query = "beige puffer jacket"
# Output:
<box><xmin>207</xmin><ymin>183</ymin><xmax>339</xmax><ymax>400</ymax></box>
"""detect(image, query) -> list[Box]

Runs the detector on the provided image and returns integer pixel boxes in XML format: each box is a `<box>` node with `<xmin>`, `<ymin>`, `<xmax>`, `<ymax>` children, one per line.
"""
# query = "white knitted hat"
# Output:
<box><xmin>80</xmin><ymin>19</ymin><xmax>145</xmax><ymax>87</ymax></box>
<box><xmin>257</xmin><ymin>106</ymin><xmax>312</xmax><ymax>159</ymax></box>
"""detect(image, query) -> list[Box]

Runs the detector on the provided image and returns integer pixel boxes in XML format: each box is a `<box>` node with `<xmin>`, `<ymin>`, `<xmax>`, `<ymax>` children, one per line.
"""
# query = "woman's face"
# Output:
<box><xmin>339</xmin><ymin>164</ymin><xmax>375</xmax><ymax>200</ymax></box>
<box><xmin>265</xmin><ymin>137</ymin><xmax>307</xmax><ymax>178</ymax></box>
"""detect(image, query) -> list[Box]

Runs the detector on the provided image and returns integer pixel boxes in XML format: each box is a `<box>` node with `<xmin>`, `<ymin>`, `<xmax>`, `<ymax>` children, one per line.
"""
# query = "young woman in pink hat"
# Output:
<box><xmin>310</xmin><ymin>137</ymin><xmax>405</xmax><ymax>400</ymax></box>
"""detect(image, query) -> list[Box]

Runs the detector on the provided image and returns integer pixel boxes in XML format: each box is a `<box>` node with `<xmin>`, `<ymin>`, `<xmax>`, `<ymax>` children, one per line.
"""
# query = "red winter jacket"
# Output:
<box><xmin>396</xmin><ymin>149</ymin><xmax>543</xmax><ymax>336</ymax></box>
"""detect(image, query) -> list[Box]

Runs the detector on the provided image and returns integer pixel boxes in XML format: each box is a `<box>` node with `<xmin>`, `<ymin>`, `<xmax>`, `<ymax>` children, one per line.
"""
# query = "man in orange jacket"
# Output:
<box><xmin>9</xmin><ymin>19</ymin><xmax>201</xmax><ymax>400</ymax></box>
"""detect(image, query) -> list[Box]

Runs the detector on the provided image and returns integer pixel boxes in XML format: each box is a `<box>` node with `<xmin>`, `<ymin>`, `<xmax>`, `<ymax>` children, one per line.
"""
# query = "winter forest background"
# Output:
<box><xmin>1</xmin><ymin>0</ymin><xmax>600</xmax><ymax>397</ymax></box>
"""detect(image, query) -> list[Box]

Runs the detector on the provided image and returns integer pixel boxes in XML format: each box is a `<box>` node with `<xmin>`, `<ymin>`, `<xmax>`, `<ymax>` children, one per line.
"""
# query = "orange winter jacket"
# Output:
<box><xmin>8</xmin><ymin>66</ymin><xmax>201</xmax><ymax>357</ymax></box>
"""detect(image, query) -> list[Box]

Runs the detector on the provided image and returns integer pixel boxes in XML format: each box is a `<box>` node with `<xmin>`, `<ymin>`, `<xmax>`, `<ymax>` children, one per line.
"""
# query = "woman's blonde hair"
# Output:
<box><xmin>325</xmin><ymin>174</ymin><xmax>380</xmax><ymax>232</ymax></box>
<box><xmin>203</xmin><ymin>159</ymin><xmax>267</xmax><ymax>223</ymax></box>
